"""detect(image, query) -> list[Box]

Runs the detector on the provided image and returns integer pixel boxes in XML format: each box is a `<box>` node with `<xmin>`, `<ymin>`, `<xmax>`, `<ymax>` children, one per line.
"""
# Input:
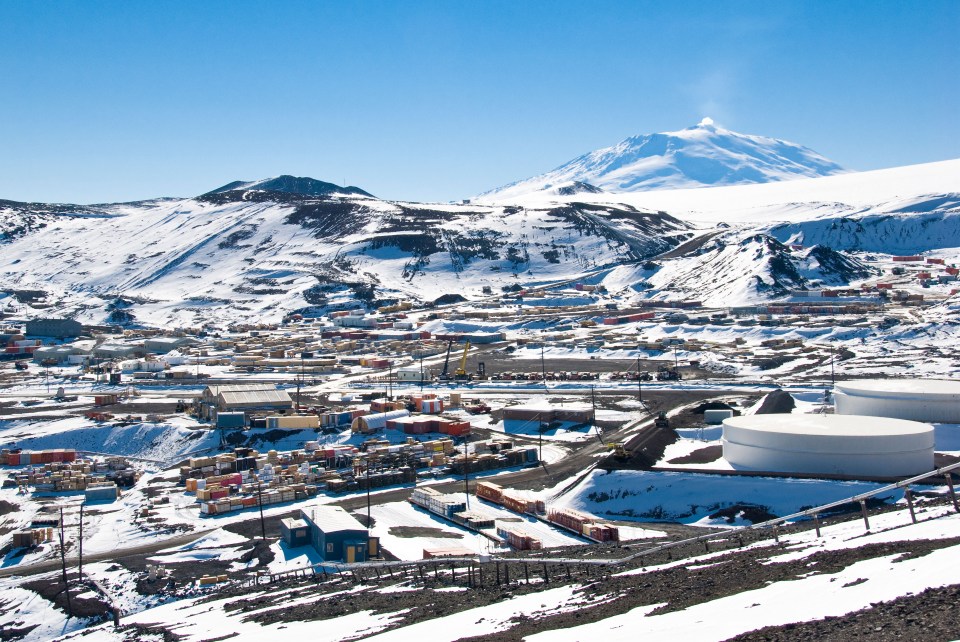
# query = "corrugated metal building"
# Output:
<box><xmin>200</xmin><ymin>384</ymin><xmax>294</xmax><ymax>420</ymax></box>
<box><xmin>25</xmin><ymin>318</ymin><xmax>83</xmax><ymax>338</ymax></box>
<box><xmin>144</xmin><ymin>336</ymin><xmax>198</xmax><ymax>353</ymax></box>
<box><xmin>351</xmin><ymin>409</ymin><xmax>410</xmax><ymax>433</ymax></box>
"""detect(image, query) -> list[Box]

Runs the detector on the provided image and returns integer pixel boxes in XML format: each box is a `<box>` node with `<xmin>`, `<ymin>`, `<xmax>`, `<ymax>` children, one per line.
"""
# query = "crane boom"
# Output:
<box><xmin>454</xmin><ymin>341</ymin><xmax>471</xmax><ymax>380</ymax></box>
<box><xmin>438</xmin><ymin>340</ymin><xmax>454</xmax><ymax>381</ymax></box>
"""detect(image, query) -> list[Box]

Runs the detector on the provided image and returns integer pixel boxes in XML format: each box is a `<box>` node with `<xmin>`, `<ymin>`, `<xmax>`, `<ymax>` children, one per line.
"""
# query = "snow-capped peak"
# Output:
<box><xmin>477</xmin><ymin>121</ymin><xmax>846</xmax><ymax>202</ymax></box>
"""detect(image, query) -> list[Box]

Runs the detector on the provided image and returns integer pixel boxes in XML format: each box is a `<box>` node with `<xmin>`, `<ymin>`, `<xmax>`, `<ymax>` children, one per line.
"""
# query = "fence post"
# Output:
<box><xmin>859</xmin><ymin>500</ymin><xmax>870</xmax><ymax>531</ymax></box>
<box><xmin>813</xmin><ymin>514</ymin><xmax>821</xmax><ymax>538</ymax></box>
<box><xmin>945</xmin><ymin>474</ymin><xmax>960</xmax><ymax>513</ymax></box>
<box><xmin>904</xmin><ymin>487</ymin><xmax>918</xmax><ymax>524</ymax></box>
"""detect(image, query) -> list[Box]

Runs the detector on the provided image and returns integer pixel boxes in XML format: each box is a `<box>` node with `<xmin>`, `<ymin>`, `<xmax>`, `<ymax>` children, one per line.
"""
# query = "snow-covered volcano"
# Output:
<box><xmin>478</xmin><ymin>118</ymin><xmax>845</xmax><ymax>201</ymax></box>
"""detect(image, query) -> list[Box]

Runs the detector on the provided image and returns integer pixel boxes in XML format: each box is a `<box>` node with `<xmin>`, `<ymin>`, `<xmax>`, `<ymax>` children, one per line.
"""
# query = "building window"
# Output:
<box><xmin>326</xmin><ymin>543</ymin><xmax>333</xmax><ymax>553</ymax></box>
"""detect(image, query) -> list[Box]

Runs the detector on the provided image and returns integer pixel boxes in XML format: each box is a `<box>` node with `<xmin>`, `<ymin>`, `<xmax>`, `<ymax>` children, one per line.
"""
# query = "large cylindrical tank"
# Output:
<box><xmin>834</xmin><ymin>379</ymin><xmax>960</xmax><ymax>423</ymax></box>
<box><xmin>721</xmin><ymin>414</ymin><xmax>934</xmax><ymax>477</ymax></box>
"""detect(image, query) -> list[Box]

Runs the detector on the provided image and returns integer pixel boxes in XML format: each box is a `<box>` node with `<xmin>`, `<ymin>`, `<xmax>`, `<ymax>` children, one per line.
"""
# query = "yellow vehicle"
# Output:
<box><xmin>454</xmin><ymin>341</ymin><xmax>471</xmax><ymax>381</ymax></box>
<box><xmin>606</xmin><ymin>442</ymin><xmax>628</xmax><ymax>459</ymax></box>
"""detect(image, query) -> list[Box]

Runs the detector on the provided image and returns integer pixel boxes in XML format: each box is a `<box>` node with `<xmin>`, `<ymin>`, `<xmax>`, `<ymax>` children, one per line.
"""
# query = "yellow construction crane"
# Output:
<box><xmin>454</xmin><ymin>341</ymin><xmax>471</xmax><ymax>381</ymax></box>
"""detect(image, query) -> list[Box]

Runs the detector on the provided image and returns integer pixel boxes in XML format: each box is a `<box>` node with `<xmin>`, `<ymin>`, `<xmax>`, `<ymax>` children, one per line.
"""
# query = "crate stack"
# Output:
<box><xmin>448</xmin><ymin>447</ymin><xmax>537</xmax><ymax>475</ymax></box>
<box><xmin>496</xmin><ymin>525</ymin><xmax>543</xmax><ymax>551</ymax></box>
<box><xmin>500</xmin><ymin>490</ymin><xmax>545</xmax><ymax>515</ymax></box>
<box><xmin>11</xmin><ymin>527</ymin><xmax>54</xmax><ymax>548</ymax></box>
<box><xmin>3</xmin><ymin>449</ymin><xmax>77</xmax><ymax>466</ymax></box>
<box><xmin>547</xmin><ymin>507</ymin><xmax>619</xmax><ymax>542</ymax></box>
<box><xmin>475</xmin><ymin>481</ymin><xmax>503</xmax><ymax>504</ymax></box>
<box><xmin>409</xmin><ymin>486</ymin><xmax>466</xmax><ymax>518</ymax></box>
<box><xmin>15</xmin><ymin>460</ymin><xmax>113</xmax><ymax>492</ymax></box>
<box><xmin>199</xmin><ymin>483</ymin><xmax>319</xmax><ymax>516</ymax></box>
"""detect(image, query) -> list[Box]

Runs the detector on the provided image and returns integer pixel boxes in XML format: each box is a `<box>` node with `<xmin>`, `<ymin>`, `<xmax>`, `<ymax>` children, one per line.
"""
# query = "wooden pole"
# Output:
<box><xmin>945</xmin><ymin>474</ymin><xmax>960</xmax><ymax>513</ymax></box>
<box><xmin>904</xmin><ymin>487</ymin><xmax>917</xmax><ymax>524</ymax></box>
<box><xmin>59</xmin><ymin>507</ymin><xmax>73</xmax><ymax>618</ymax></box>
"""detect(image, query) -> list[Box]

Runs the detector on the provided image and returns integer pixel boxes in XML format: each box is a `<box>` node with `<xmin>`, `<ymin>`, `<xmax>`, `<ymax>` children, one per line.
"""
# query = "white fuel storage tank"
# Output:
<box><xmin>834</xmin><ymin>379</ymin><xmax>960</xmax><ymax>423</ymax></box>
<box><xmin>721</xmin><ymin>414</ymin><xmax>934</xmax><ymax>478</ymax></box>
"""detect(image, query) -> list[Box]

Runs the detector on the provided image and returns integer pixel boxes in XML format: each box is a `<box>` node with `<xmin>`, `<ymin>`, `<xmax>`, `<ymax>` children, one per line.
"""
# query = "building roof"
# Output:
<box><xmin>302</xmin><ymin>505</ymin><xmax>366</xmax><ymax>533</ymax></box>
<box><xmin>218</xmin><ymin>388</ymin><xmax>292</xmax><ymax>407</ymax></box>
<box><xmin>208</xmin><ymin>384</ymin><xmax>279</xmax><ymax>394</ymax></box>
<box><xmin>835</xmin><ymin>378</ymin><xmax>960</xmax><ymax>401</ymax></box>
<box><xmin>723</xmin><ymin>413</ymin><xmax>933</xmax><ymax>438</ymax></box>
<box><xmin>280</xmin><ymin>517</ymin><xmax>308</xmax><ymax>530</ymax></box>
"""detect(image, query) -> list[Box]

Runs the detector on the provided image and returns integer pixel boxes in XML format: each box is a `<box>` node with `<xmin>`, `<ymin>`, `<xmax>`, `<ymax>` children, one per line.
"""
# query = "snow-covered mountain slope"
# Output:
<box><xmin>478</xmin><ymin>118</ymin><xmax>845</xmax><ymax>201</ymax></box>
<box><xmin>2</xmin><ymin>155</ymin><xmax>958</xmax><ymax>328</ymax></box>
<box><xmin>0</xmin><ymin>184</ymin><xmax>692</xmax><ymax>327</ymax></box>
<box><xmin>534</xmin><ymin>158</ymin><xmax>960</xmax><ymax>225</ymax></box>
<box><xmin>638</xmin><ymin>234</ymin><xmax>877</xmax><ymax>307</ymax></box>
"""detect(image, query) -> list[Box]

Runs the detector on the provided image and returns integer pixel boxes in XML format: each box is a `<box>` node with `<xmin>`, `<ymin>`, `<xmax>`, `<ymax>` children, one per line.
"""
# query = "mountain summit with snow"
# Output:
<box><xmin>478</xmin><ymin>118</ymin><xmax>846</xmax><ymax>201</ymax></box>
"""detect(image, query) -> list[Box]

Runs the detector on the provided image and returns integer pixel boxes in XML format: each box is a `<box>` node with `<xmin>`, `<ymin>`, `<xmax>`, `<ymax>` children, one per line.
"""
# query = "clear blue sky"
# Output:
<box><xmin>1</xmin><ymin>0</ymin><xmax>957</xmax><ymax>204</ymax></box>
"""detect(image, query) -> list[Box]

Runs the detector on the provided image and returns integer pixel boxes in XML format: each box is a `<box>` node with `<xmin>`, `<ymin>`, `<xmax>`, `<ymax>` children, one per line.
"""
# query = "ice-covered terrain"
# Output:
<box><xmin>1</xmin><ymin>150</ymin><xmax>959</xmax><ymax>328</ymax></box>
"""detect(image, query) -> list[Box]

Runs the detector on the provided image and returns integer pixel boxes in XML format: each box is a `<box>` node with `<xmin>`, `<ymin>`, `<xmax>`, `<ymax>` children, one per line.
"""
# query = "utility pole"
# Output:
<box><xmin>830</xmin><ymin>345</ymin><xmax>835</xmax><ymax>385</ymax></box>
<box><xmin>78</xmin><ymin>502</ymin><xmax>85</xmax><ymax>579</ymax></box>
<box><xmin>256</xmin><ymin>481</ymin><xmax>266</xmax><ymax>540</ymax></box>
<box><xmin>366</xmin><ymin>462</ymin><xmax>372</xmax><ymax>531</ymax></box>
<box><xmin>463</xmin><ymin>440</ymin><xmax>470</xmax><ymax>509</ymax></box>
<box><xmin>592</xmin><ymin>386</ymin><xmax>603</xmax><ymax>445</ymax></box>
<box><xmin>297</xmin><ymin>350</ymin><xmax>305</xmax><ymax>411</ymax></box>
<box><xmin>538</xmin><ymin>414</ymin><xmax>544</xmax><ymax>464</ymax></box>
<box><xmin>541</xmin><ymin>344</ymin><xmax>547</xmax><ymax>391</ymax></box>
<box><xmin>419</xmin><ymin>349</ymin><xmax>424</xmax><ymax>394</ymax></box>
<box><xmin>637</xmin><ymin>352</ymin><xmax>642</xmax><ymax>403</ymax></box>
<box><xmin>58</xmin><ymin>506</ymin><xmax>73</xmax><ymax>618</ymax></box>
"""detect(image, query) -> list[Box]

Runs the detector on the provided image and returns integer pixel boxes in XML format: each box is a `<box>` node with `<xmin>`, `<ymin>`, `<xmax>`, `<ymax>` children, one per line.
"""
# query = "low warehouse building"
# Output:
<box><xmin>722</xmin><ymin>414</ymin><xmax>934</xmax><ymax>478</ymax></box>
<box><xmin>300</xmin><ymin>505</ymin><xmax>378</xmax><ymax>562</ymax></box>
<box><xmin>25</xmin><ymin>318</ymin><xmax>82</xmax><ymax>338</ymax></box>
<box><xmin>200</xmin><ymin>384</ymin><xmax>294</xmax><ymax>420</ymax></box>
<box><xmin>352</xmin><ymin>409</ymin><xmax>410</xmax><ymax>433</ymax></box>
<box><xmin>834</xmin><ymin>379</ymin><xmax>960</xmax><ymax>423</ymax></box>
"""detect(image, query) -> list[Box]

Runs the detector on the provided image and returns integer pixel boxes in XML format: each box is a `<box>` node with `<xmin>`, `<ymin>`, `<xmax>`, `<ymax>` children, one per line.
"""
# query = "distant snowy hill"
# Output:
<box><xmin>479</xmin><ymin>118</ymin><xmax>845</xmax><ymax>201</ymax></box>
<box><xmin>205</xmin><ymin>175</ymin><xmax>373</xmax><ymax>198</ymax></box>
<box><xmin>0</xmin><ymin>180</ymin><xmax>693</xmax><ymax>327</ymax></box>
<box><xmin>1</xmin><ymin>157</ymin><xmax>958</xmax><ymax>327</ymax></box>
